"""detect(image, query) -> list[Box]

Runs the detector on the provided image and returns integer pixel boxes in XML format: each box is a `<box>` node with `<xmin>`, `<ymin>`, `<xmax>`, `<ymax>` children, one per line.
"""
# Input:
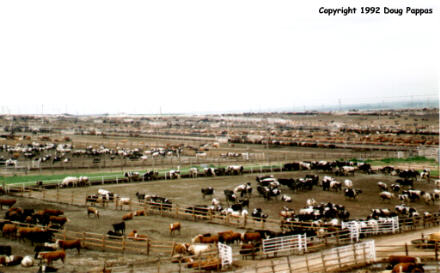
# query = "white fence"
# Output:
<box><xmin>342</xmin><ymin>216</ymin><xmax>399</xmax><ymax>242</ymax></box>
<box><xmin>218</xmin><ymin>243</ymin><xmax>233</xmax><ymax>268</ymax></box>
<box><xmin>262</xmin><ymin>234</ymin><xmax>308</xmax><ymax>255</ymax></box>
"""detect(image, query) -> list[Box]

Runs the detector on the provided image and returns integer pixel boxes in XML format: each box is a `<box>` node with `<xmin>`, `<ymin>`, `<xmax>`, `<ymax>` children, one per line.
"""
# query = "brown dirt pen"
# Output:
<box><xmin>3</xmin><ymin>169</ymin><xmax>440</xmax><ymax>272</ymax></box>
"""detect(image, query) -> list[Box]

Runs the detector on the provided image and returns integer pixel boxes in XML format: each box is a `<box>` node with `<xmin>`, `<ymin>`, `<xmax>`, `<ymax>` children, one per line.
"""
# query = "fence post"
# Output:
<box><xmin>352</xmin><ymin>244</ymin><xmax>358</xmax><ymax>265</ymax></box>
<box><xmin>71</xmin><ymin>191</ymin><xmax>74</xmax><ymax>205</ymax></box>
<box><xmin>270</xmin><ymin>260</ymin><xmax>276</xmax><ymax>273</ymax></box>
<box><xmin>321</xmin><ymin>251</ymin><xmax>327</xmax><ymax>273</ymax></box>
<box><xmin>56</xmin><ymin>188</ymin><xmax>59</xmax><ymax>202</ymax></box>
<box><xmin>286</xmin><ymin>256</ymin><xmax>292</xmax><ymax>272</ymax></box>
<box><xmin>405</xmin><ymin>243</ymin><xmax>408</xmax><ymax>256</ymax></box>
<box><xmin>42</xmin><ymin>189</ymin><xmax>46</xmax><ymax>200</ymax></box>
<box><xmin>157</xmin><ymin>257</ymin><xmax>160</xmax><ymax>273</ymax></box>
<box><xmin>435</xmin><ymin>241</ymin><xmax>439</xmax><ymax>261</ymax></box>
<box><xmin>336</xmin><ymin>247</ymin><xmax>342</xmax><ymax>269</ymax></box>
<box><xmin>305</xmin><ymin>255</ymin><xmax>310</xmax><ymax>273</ymax></box>
<box><xmin>83</xmin><ymin>232</ymin><xmax>86</xmax><ymax>248</ymax></box>
<box><xmin>122</xmin><ymin>236</ymin><xmax>126</xmax><ymax>253</ymax></box>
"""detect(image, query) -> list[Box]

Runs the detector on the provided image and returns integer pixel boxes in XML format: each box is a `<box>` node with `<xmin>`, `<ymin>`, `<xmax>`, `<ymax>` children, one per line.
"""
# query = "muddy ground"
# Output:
<box><xmin>0</xmin><ymin>171</ymin><xmax>438</xmax><ymax>272</ymax></box>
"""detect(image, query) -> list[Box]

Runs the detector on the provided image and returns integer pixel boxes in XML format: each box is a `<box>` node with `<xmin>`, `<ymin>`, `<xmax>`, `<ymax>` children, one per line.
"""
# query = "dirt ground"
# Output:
<box><xmin>0</xmin><ymin>171</ymin><xmax>439</xmax><ymax>272</ymax></box>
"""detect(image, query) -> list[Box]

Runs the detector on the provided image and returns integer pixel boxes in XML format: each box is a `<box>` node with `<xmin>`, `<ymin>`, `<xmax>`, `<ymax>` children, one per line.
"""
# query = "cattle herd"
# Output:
<box><xmin>0</xmin><ymin>109</ymin><xmax>438</xmax><ymax>272</ymax></box>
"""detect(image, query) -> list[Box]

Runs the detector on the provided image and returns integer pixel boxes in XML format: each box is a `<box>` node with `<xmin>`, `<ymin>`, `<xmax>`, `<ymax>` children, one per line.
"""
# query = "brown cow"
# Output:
<box><xmin>173</xmin><ymin>243</ymin><xmax>189</xmax><ymax>254</ymax></box>
<box><xmin>170</xmin><ymin>222</ymin><xmax>181</xmax><ymax>236</ymax></box>
<box><xmin>38</xmin><ymin>250</ymin><xmax>66</xmax><ymax>264</ymax></box>
<box><xmin>49</xmin><ymin>216</ymin><xmax>69</xmax><ymax>226</ymax></box>
<box><xmin>87</xmin><ymin>207</ymin><xmax>99</xmax><ymax>218</ymax></box>
<box><xmin>192</xmin><ymin>234</ymin><xmax>219</xmax><ymax>244</ymax></box>
<box><xmin>389</xmin><ymin>256</ymin><xmax>421</xmax><ymax>267</ymax></box>
<box><xmin>43</xmin><ymin>209</ymin><xmax>64</xmax><ymax>216</ymax></box>
<box><xmin>218</xmin><ymin>230</ymin><xmax>241</xmax><ymax>244</ymax></box>
<box><xmin>187</xmin><ymin>257</ymin><xmax>221</xmax><ymax>270</ymax></box>
<box><xmin>241</xmin><ymin>232</ymin><xmax>261</xmax><ymax>243</ymax></box>
<box><xmin>392</xmin><ymin>263</ymin><xmax>424</xmax><ymax>273</ymax></box>
<box><xmin>2</xmin><ymin>224</ymin><xmax>17</xmax><ymax>239</ymax></box>
<box><xmin>122</xmin><ymin>212</ymin><xmax>133</xmax><ymax>221</ymax></box>
<box><xmin>0</xmin><ymin>199</ymin><xmax>16</xmax><ymax>210</ymax></box>
<box><xmin>134</xmin><ymin>210</ymin><xmax>145</xmax><ymax>216</ymax></box>
<box><xmin>56</xmin><ymin>239</ymin><xmax>81</xmax><ymax>254</ymax></box>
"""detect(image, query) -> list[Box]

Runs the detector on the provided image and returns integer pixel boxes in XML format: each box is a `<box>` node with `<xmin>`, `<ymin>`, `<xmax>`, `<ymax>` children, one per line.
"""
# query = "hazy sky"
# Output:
<box><xmin>1</xmin><ymin>0</ymin><xmax>438</xmax><ymax>114</ymax></box>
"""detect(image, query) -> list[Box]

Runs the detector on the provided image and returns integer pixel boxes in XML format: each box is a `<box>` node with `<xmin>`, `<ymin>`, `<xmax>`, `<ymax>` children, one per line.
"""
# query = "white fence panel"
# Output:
<box><xmin>262</xmin><ymin>234</ymin><xmax>307</xmax><ymax>254</ymax></box>
<box><xmin>218</xmin><ymin>243</ymin><xmax>232</xmax><ymax>267</ymax></box>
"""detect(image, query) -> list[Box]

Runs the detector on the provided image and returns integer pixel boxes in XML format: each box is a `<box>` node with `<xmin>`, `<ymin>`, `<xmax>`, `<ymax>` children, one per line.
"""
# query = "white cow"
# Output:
<box><xmin>60</xmin><ymin>176</ymin><xmax>78</xmax><ymax>187</ymax></box>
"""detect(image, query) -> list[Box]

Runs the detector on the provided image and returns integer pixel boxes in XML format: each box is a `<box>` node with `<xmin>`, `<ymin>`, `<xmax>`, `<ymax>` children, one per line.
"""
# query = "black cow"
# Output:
<box><xmin>107</xmin><ymin>230</ymin><xmax>123</xmax><ymax>239</ymax></box>
<box><xmin>344</xmin><ymin>188</ymin><xmax>362</xmax><ymax>200</ymax></box>
<box><xmin>201</xmin><ymin>187</ymin><xmax>214</xmax><ymax>199</ymax></box>
<box><xmin>0</xmin><ymin>245</ymin><xmax>11</xmax><ymax>256</ymax></box>
<box><xmin>112</xmin><ymin>221</ymin><xmax>126</xmax><ymax>234</ymax></box>
<box><xmin>224</xmin><ymin>190</ymin><xmax>236</xmax><ymax>203</ymax></box>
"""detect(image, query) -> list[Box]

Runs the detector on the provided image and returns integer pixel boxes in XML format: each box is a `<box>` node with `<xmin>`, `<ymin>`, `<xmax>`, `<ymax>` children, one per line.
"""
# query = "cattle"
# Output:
<box><xmin>241</xmin><ymin>232</ymin><xmax>261</xmax><ymax>243</ymax></box>
<box><xmin>344</xmin><ymin>188</ymin><xmax>362</xmax><ymax>200</ymax></box>
<box><xmin>344</xmin><ymin>179</ymin><xmax>353</xmax><ymax>189</ymax></box>
<box><xmin>280</xmin><ymin>207</ymin><xmax>295</xmax><ymax>218</ymax></box>
<box><xmin>433</xmin><ymin>189</ymin><xmax>440</xmax><ymax>201</ymax></box>
<box><xmin>187</xmin><ymin>257</ymin><xmax>221</xmax><ymax>270</ymax></box>
<box><xmin>0</xmin><ymin>245</ymin><xmax>11</xmax><ymax>256</ymax></box>
<box><xmin>189</xmin><ymin>167</ymin><xmax>198</xmax><ymax>178</ymax></box>
<box><xmin>398</xmin><ymin>194</ymin><xmax>410</xmax><ymax>203</ymax></box>
<box><xmin>78</xmin><ymin>176</ymin><xmax>89</xmax><ymax>186</ymax></box>
<box><xmin>341</xmin><ymin>166</ymin><xmax>356</xmax><ymax>176</ymax></box>
<box><xmin>116</xmin><ymin>197</ymin><xmax>131</xmax><ymax>210</ymax></box>
<box><xmin>224</xmin><ymin>190</ymin><xmax>237</xmax><ymax>203</ymax></box>
<box><xmin>2</xmin><ymin>223</ymin><xmax>17</xmax><ymax>238</ymax></box>
<box><xmin>107</xmin><ymin>230</ymin><xmax>123</xmax><ymax>238</ymax></box>
<box><xmin>218</xmin><ymin>230</ymin><xmax>241</xmax><ymax>244</ymax></box>
<box><xmin>134</xmin><ymin>209</ymin><xmax>145</xmax><ymax>216</ymax></box>
<box><xmin>396</xmin><ymin>178</ymin><xmax>414</xmax><ymax>187</ymax></box>
<box><xmin>135</xmin><ymin>192</ymin><xmax>146</xmax><ymax>202</ymax></box>
<box><xmin>170</xmin><ymin>222</ymin><xmax>181</xmax><ymax>236</ymax></box>
<box><xmin>201</xmin><ymin>187</ymin><xmax>215</xmax><ymax>199</ymax></box>
<box><xmin>330</xmin><ymin>181</ymin><xmax>342</xmax><ymax>192</ymax></box>
<box><xmin>187</xmin><ymin>244</ymin><xmax>216</xmax><ymax>256</ymax></box>
<box><xmin>0</xmin><ymin>255</ymin><xmax>23</xmax><ymax>266</ymax></box>
<box><xmin>0</xmin><ymin>199</ymin><xmax>16</xmax><ymax>209</ymax></box>
<box><xmin>204</xmin><ymin>167</ymin><xmax>216</xmax><ymax>176</ymax></box>
<box><xmin>37</xmin><ymin>250</ymin><xmax>66</xmax><ymax>264</ymax></box>
<box><xmin>173</xmin><ymin>243</ymin><xmax>189</xmax><ymax>254</ymax></box>
<box><xmin>87</xmin><ymin>207</ymin><xmax>99</xmax><ymax>218</ymax></box>
<box><xmin>422</xmin><ymin>192</ymin><xmax>434</xmax><ymax>205</ymax></box>
<box><xmin>435</xmin><ymin>180</ymin><xmax>440</xmax><ymax>189</ymax></box>
<box><xmin>56</xmin><ymin>239</ymin><xmax>81</xmax><ymax>254</ymax></box>
<box><xmin>124</xmin><ymin>171</ymin><xmax>140</xmax><ymax>182</ymax></box>
<box><xmin>21</xmin><ymin>255</ymin><xmax>34</xmax><ymax>267</ymax></box>
<box><xmin>251</xmin><ymin>208</ymin><xmax>268</xmax><ymax>222</ymax></box>
<box><xmin>60</xmin><ymin>176</ymin><xmax>78</xmax><ymax>187</ymax></box>
<box><xmin>321</xmin><ymin>176</ymin><xmax>334</xmax><ymax>191</ymax></box>
<box><xmin>380</xmin><ymin>191</ymin><xmax>394</xmax><ymax>202</ymax></box>
<box><xmin>49</xmin><ymin>216</ymin><xmax>69</xmax><ymax>226</ymax></box>
<box><xmin>192</xmin><ymin>234</ymin><xmax>219</xmax><ymax>244</ymax></box>
<box><xmin>420</xmin><ymin>169</ymin><xmax>430</xmax><ymax>181</ymax></box>
<box><xmin>391</xmin><ymin>184</ymin><xmax>401</xmax><ymax>192</ymax></box>
<box><xmin>378</xmin><ymin>182</ymin><xmax>388</xmax><ymax>191</ymax></box>
<box><xmin>234</xmin><ymin>183</ymin><xmax>252</xmax><ymax>197</ymax></box>
<box><xmin>44</xmin><ymin>209</ymin><xmax>64</xmax><ymax>216</ymax></box>
<box><xmin>34</xmin><ymin>244</ymin><xmax>58</xmax><ymax>259</ymax></box>
<box><xmin>122</xmin><ymin>212</ymin><xmax>133</xmax><ymax>221</ymax></box>
<box><xmin>392</xmin><ymin>263</ymin><xmax>424</xmax><ymax>273</ymax></box>
<box><xmin>112</xmin><ymin>221</ymin><xmax>126</xmax><ymax>234</ymax></box>
<box><xmin>403</xmin><ymin>190</ymin><xmax>424</xmax><ymax>202</ymax></box>
<box><xmin>226</xmin><ymin>165</ymin><xmax>243</xmax><ymax>175</ymax></box>
<box><xmin>280</xmin><ymin>194</ymin><xmax>292</xmax><ymax>202</ymax></box>
<box><xmin>240</xmin><ymin>242</ymin><xmax>260</xmax><ymax>259</ymax></box>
